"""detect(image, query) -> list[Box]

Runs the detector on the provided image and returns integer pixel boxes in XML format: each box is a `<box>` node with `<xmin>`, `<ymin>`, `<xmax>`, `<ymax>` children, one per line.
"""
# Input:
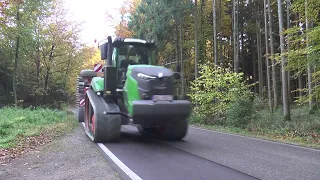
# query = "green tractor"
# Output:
<box><xmin>77</xmin><ymin>36</ymin><xmax>191</xmax><ymax>143</ymax></box>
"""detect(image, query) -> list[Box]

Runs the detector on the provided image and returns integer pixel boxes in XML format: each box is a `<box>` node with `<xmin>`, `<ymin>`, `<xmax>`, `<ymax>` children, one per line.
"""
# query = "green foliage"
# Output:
<box><xmin>188</xmin><ymin>61</ymin><xmax>254</xmax><ymax>118</ymax></box>
<box><xmin>0</xmin><ymin>0</ymin><xmax>85</xmax><ymax>107</ymax></box>
<box><xmin>190</xmin><ymin>102</ymin><xmax>320</xmax><ymax>147</ymax></box>
<box><xmin>248</xmin><ymin>105</ymin><xmax>320</xmax><ymax>137</ymax></box>
<box><xmin>226</xmin><ymin>94</ymin><xmax>254</xmax><ymax>128</ymax></box>
<box><xmin>0</xmin><ymin>107</ymin><xmax>75</xmax><ymax>148</ymax></box>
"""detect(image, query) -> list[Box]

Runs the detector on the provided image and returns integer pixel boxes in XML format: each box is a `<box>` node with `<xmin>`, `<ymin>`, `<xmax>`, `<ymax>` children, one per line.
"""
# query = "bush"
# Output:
<box><xmin>189</xmin><ymin>111</ymin><xmax>226</xmax><ymax>126</ymax></box>
<box><xmin>188</xmin><ymin>62</ymin><xmax>254</xmax><ymax>118</ymax></box>
<box><xmin>253</xmin><ymin>95</ymin><xmax>269</xmax><ymax>111</ymax></box>
<box><xmin>226</xmin><ymin>93</ymin><xmax>254</xmax><ymax>128</ymax></box>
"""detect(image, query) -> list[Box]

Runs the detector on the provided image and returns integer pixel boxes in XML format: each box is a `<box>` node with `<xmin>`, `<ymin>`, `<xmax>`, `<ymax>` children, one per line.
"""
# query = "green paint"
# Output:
<box><xmin>91</xmin><ymin>77</ymin><xmax>104</xmax><ymax>92</ymax></box>
<box><xmin>123</xmin><ymin>67</ymin><xmax>139</xmax><ymax>116</ymax></box>
<box><xmin>123</xmin><ymin>64</ymin><xmax>164</xmax><ymax>115</ymax></box>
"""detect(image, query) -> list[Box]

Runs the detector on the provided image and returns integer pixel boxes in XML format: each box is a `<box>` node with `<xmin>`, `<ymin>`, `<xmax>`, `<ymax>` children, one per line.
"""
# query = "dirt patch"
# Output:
<box><xmin>0</xmin><ymin>124</ymin><xmax>121</xmax><ymax>180</ymax></box>
<box><xmin>0</xmin><ymin>131</ymin><xmax>53</xmax><ymax>164</ymax></box>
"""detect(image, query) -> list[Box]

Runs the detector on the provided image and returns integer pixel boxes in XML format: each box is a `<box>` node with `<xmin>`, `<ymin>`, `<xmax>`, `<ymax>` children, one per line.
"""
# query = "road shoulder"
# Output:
<box><xmin>0</xmin><ymin>124</ymin><xmax>121</xmax><ymax>180</ymax></box>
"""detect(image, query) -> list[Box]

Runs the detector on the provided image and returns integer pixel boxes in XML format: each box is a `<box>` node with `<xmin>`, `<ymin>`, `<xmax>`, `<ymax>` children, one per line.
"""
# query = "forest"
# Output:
<box><xmin>107</xmin><ymin>0</ymin><xmax>320</xmax><ymax>145</ymax></box>
<box><xmin>0</xmin><ymin>0</ymin><xmax>319</xmax><ymax>146</ymax></box>
<box><xmin>0</xmin><ymin>0</ymin><xmax>97</xmax><ymax>108</ymax></box>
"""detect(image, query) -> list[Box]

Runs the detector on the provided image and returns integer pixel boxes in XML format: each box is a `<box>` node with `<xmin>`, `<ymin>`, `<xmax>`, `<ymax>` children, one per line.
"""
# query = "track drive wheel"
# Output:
<box><xmin>157</xmin><ymin>118</ymin><xmax>188</xmax><ymax>141</ymax></box>
<box><xmin>85</xmin><ymin>94</ymin><xmax>121</xmax><ymax>143</ymax></box>
<box><xmin>138</xmin><ymin>118</ymin><xmax>188</xmax><ymax>141</ymax></box>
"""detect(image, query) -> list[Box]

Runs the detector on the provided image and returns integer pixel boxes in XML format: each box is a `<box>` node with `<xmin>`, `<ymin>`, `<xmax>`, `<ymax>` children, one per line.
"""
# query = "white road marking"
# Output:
<box><xmin>189</xmin><ymin>125</ymin><xmax>320</xmax><ymax>152</ymax></box>
<box><xmin>81</xmin><ymin>123</ymin><xmax>143</xmax><ymax>180</ymax></box>
<box><xmin>96</xmin><ymin>143</ymin><xmax>143</xmax><ymax>180</ymax></box>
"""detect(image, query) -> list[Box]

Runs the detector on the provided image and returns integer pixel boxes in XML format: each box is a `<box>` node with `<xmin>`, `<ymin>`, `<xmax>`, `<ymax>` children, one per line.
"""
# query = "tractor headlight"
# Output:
<box><xmin>137</xmin><ymin>73</ymin><xmax>156</xmax><ymax>79</ymax></box>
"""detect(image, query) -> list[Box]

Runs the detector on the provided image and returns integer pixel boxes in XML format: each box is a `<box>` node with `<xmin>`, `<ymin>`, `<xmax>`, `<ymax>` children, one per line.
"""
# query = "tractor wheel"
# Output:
<box><xmin>158</xmin><ymin>119</ymin><xmax>188</xmax><ymax>141</ymax></box>
<box><xmin>87</xmin><ymin>98</ymin><xmax>121</xmax><ymax>143</ymax></box>
<box><xmin>80</xmin><ymin>69</ymin><xmax>97</xmax><ymax>78</ymax></box>
<box><xmin>78</xmin><ymin>106</ymin><xmax>84</xmax><ymax>122</ymax></box>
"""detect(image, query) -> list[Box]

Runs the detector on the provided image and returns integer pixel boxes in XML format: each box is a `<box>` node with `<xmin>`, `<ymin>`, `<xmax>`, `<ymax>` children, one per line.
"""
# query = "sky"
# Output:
<box><xmin>63</xmin><ymin>0</ymin><xmax>124</xmax><ymax>46</ymax></box>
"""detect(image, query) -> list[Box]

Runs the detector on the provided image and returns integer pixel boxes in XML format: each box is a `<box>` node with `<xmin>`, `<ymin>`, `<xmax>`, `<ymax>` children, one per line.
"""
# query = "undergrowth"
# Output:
<box><xmin>0</xmin><ymin>107</ymin><xmax>77</xmax><ymax>149</ymax></box>
<box><xmin>189</xmin><ymin>98</ymin><xmax>320</xmax><ymax>148</ymax></box>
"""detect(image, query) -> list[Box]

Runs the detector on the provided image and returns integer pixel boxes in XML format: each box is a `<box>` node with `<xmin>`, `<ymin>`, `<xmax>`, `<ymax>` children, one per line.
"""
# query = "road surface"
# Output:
<box><xmin>96</xmin><ymin>125</ymin><xmax>320</xmax><ymax>180</ymax></box>
<box><xmin>70</xmin><ymin>106</ymin><xmax>319</xmax><ymax>180</ymax></box>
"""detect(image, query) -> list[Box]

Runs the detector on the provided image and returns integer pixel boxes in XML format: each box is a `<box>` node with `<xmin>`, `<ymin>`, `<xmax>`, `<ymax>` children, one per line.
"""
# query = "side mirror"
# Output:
<box><xmin>173</xmin><ymin>72</ymin><xmax>181</xmax><ymax>80</ymax></box>
<box><xmin>100</xmin><ymin>43</ymin><xmax>108</xmax><ymax>60</ymax></box>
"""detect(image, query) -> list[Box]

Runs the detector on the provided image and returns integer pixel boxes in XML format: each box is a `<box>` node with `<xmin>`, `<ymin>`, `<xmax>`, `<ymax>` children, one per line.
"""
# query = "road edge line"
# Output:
<box><xmin>81</xmin><ymin>123</ymin><xmax>143</xmax><ymax>180</ymax></box>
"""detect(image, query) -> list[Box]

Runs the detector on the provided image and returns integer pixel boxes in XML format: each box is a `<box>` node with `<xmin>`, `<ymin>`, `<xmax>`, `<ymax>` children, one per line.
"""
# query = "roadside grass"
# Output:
<box><xmin>189</xmin><ymin>105</ymin><xmax>320</xmax><ymax>149</ymax></box>
<box><xmin>0</xmin><ymin>107</ymin><xmax>77</xmax><ymax>149</ymax></box>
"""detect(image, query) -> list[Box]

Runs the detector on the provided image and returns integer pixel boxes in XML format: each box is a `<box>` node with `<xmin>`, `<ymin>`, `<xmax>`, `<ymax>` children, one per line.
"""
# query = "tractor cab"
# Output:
<box><xmin>110</xmin><ymin>38</ymin><xmax>156</xmax><ymax>89</ymax></box>
<box><xmin>98</xmin><ymin>37</ymin><xmax>156</xmax><ymax>97</ymax></box>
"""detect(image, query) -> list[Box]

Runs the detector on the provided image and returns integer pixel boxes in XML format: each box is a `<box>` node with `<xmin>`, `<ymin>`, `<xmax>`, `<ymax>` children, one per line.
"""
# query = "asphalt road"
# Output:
<box><xmin>106</xmin><ymin>126</ymin><xmax>256</xmax><ymax>180</ymax></box>
<box><xmin>71</xmin><ymin>108</ymin><xmax>319</xmax><ymax>180</ymax></box>
<box><xmin>103</xmin><ymin>125</ymin><xmax>320</xmax><ymax>180</ymax></box>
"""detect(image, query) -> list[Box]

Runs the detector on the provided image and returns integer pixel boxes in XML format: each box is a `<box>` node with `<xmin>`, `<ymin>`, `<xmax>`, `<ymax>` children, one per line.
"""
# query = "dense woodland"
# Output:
<box><xmin>110</xmin><ymin>0</ymin><xmax>320</xmax><ymax>121</ymax></box>
<box><xmin>0</xmin><ymin>0</ymin><xmax>98</xmax><ymax>108</ymax></box>
<box><xmin>0</xmin><ymin>0</ymin><xmax>319</xmax><ymax>138</ymax></box>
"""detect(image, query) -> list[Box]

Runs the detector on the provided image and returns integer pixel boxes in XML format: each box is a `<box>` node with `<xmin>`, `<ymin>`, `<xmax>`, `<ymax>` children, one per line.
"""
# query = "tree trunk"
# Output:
<box><xmin>180</xmin><ymin>23</ymin><xmax>185</xmax><ymax>98</ymax></box>
<box><xmin>264</xmin><ymin>0</ymin><xmax>273</xmax><ymax>112</ymax></box>
<box><xmin>44</xmin><ymin>45</ymin><xmax>55</xmax><ymax>103</ymax></box>
<box><xmin>298</xmin><ymin>74</ymin><xmax>303</xmax><ymax>97</ymax></box>
<box><xmin>236</xmin><ymin>0</ymin><xmax>239</xmax><ymax>70</ymax></box>
<box><xmin>286</xmin><ymin>0</ymin><xmax>291</xmax><ymax>103</ymax></box>
<box><xmin>297</xmin><ymin>12</ymin><xmax>304</xmax><ymax>98</ymax></box>
<box><xmin>256</xmin><ymin>2</ymin><xmax>263</xmax><ymax>97</ymax></box>
<box><xmin>194</xmin><ymin>0</ymin><xmax>199</xmax><ymax>79</ymax></box>
<box><xmin>13</xmin><ymin>36</ymin><xmax>20</xmax><ymax>106</ymax></box>
<box><xmin>219</xmin><ymin>0</ymin><xmax>223</xmax><ymax>65</ymax></box>
<box><xmin>233</xmin><ymin>0</ymin><xmax>239</xmax><ymax>72</ymax></box>
<box><xmin>13</xmin><ymin>7</ymin><xmax>20</xmax><ymax>106</ymax></box>
<box><xmin>267</xmin><ymin>0</ymin><xmax>279</xmax><ymax>107</ymax></box>
<box><xmin>305</xmin><ymin>0</ymin><xmax>315</xmax><ymax>111</ymax></box>
<box><xmin>259</xmin><ymin>34</ymin><xmax>263</xmax><ymax>95</ymax></box>
<box><xmin>175</xmin><ymin>21</ymin><xmax>179</xmax><ymax>69</ymax></box>
<box><xmin>35</xmin><ymin>46</ymin><xmax>41</xmax><ymax>106</ymax></box>
<box><xmin>44</xmin><ymin>67</ymin><xmax>50</xmax><ymax>92</ymax></box>
<box><xmin>63</xmin><ymin>55</ymin><xmax>72</xmax><ymax>89</ymax></box>
<box><xmin>277</xmin><ymin>0</ymin><xmax>290</xmax><ymax>120</ymax></box>
<box><xmin>253</xmin><ymin>49</ymin><xmax>257</xmax><ymax>94</ymax></box>
<box><xmin>199</xmin><ymin>0</ymin><xmax>205</xmax><ymax>64</ymax></box>
<box><xmin>212</xmin><ymin>0</ymin><xmax>217</xmax><ymax>65</ymax></box>
<box><xmin>175</xmin><ymin>19</ymin><xmax>180</xmax><ymax>96</ymax></box>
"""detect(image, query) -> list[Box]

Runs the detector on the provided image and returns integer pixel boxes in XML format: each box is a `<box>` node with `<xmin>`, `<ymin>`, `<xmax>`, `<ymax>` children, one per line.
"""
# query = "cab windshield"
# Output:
<box><xmin>114</xmin><ymin>44</ymin><xmax>154</xmax><ymax>69</ymax></box>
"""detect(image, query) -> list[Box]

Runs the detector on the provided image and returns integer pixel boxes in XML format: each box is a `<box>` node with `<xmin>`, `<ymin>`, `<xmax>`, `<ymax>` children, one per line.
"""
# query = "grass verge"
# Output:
<box><xmin>189</xmin><ymin>106</ymin><xmax>320</xmax><ymax>149</ymax></box>
<box><xmin>0</xmin><ymin>107</ymin><xmax>78</xmax><ymax>162</ymax></box>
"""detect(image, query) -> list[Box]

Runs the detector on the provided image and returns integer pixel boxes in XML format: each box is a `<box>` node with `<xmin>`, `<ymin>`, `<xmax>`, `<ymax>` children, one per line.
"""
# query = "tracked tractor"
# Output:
<box><xmin>77</xmin><ymin>36</ymin><xmax>191</xmax><ymax>143</ymax></box>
